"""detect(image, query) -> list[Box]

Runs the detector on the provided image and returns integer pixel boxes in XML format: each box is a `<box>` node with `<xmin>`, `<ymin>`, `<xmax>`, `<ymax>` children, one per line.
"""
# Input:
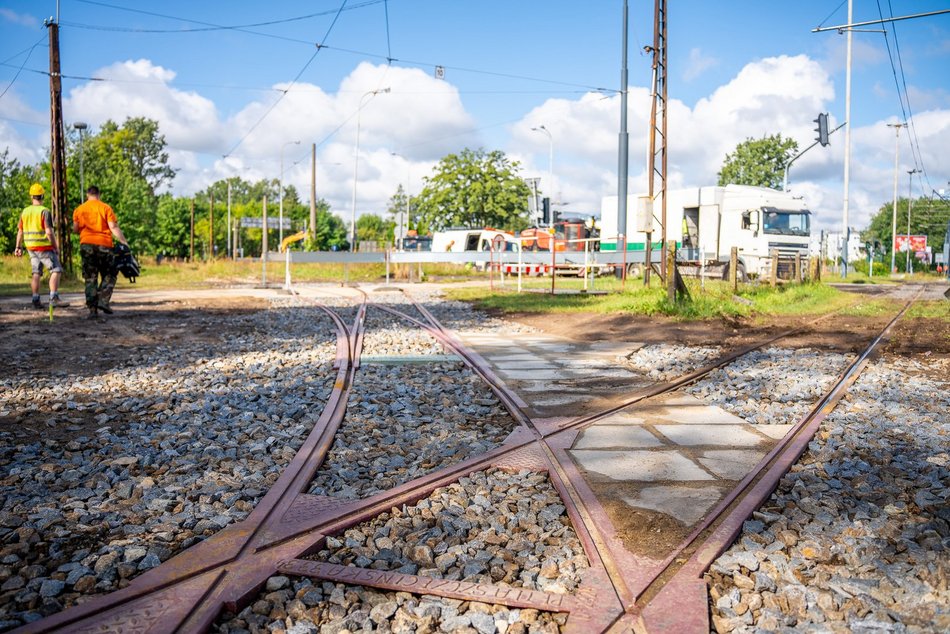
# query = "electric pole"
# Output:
<box><xmin>46</xmin><ymin>18</ymin><xmax>72</xmax><ymax>275</ymax></box>
<box><xmin>209</xmin><ymin>192</ymin><xmax>215</xmax><ymax>260</ymax></box>
<box><xmin>886</xmin><ymin>122</ymin><xmax>906</xmax><ymax>274</ymax></box>
<box><xmin>310</xmin><ymin>143</ymin><xmax>317</xmax><ymax>243</ymax></box>
<box><xmin>646</xmin><ymin>0</ymin><xmax>668</xmax><ymax>283</ymax></box>
<box><xmin>189</xmin><ymin>199</ymin><xmax>195</xmax><ymax>261</ymax></box>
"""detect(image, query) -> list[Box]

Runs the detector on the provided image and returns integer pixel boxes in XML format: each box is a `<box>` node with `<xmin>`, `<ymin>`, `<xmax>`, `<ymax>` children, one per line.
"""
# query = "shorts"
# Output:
<box><xmin>28</xmin><ymin>250</ymin><xmax>63</xmax><ymax>276</ymax></box>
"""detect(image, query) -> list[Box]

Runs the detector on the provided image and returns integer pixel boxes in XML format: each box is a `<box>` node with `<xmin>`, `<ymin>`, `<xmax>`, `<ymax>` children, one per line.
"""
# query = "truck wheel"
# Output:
<box><xmin>722</xmin><ymin>262</ymin><xmax>748</xmax><ymax>283</ymax></box>
<box><xmin>625</xmin><ymin>263</ymin><xmax>643</xmax><ymax>278</ymax></box>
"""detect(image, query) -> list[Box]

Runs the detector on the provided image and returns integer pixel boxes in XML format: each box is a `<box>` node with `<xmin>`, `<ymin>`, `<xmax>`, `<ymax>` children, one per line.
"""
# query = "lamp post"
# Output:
<box><xmin>351</xmin><ymin>87</ymin><xmax>390</xmax><ymax>250</ymax></box>
<box><xmin>531</xmin><ymin>125</ymin><xmax>554</xmax><ymax>225</ymax></box>
<box><xmin>886</xmin><ymin>122</ymin><xmax>906</xmax><ymax>274</ymax></box>
<box><xmin>390</xmin><ymin>152</ymin><xmax>411</xmax><ymax>245</ymax></box>
<box><xmin>906</xmin><ymin>168</ymin><xmax>919</xmax><ymax>274</ymax></box>
<box><xmin>279</xmin><ymin>140</ymin><xmax>300</xmax><ymax>247</ymax></box>
<box><xmin>73</xmin><ymin>122</ymin><xmax>87</xmax><ymax>194</ymax></box>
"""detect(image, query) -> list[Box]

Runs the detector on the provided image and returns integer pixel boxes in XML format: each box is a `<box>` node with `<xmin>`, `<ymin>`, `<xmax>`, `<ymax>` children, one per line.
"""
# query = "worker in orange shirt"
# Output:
<box><xmin>72</xmin><ymin>185</ymin><xmax>129</xmax><ymax>318</ymax></box>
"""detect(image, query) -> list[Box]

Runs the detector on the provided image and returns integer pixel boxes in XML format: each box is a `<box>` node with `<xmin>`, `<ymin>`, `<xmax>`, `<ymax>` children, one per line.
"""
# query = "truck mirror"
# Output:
<box><xmin>741</xmin><ymin>211</ymin><xmax>751</xmax><ymax>229</ymax></box>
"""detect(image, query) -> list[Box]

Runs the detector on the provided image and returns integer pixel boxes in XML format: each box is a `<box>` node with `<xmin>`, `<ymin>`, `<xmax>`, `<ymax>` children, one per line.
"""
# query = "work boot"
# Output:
<box><xmin>97</xmin><ymin>301</ymin><xmax>113</xmax><ymax>315</ymax></box>
<box><xmin>50</xmin><ymin>295</ymin><xmax>70</xmax><ymax>308</ymax></box>
<box><xmin>31</xmin><ymin>297</ymin><xmax>43</xmax><ymax>310</ymax></box>
<box><xmin>87</xmin><ymin>307</ymin><xmax>98</xmax><ymax>320</ymax></box>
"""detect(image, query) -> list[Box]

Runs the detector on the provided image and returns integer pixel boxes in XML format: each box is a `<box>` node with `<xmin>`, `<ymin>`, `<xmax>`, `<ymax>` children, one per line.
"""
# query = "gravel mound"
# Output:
<box><xmin>706</xmin><ymin>356</ymin><xmax>950</xmax><ymax>633</ymax></box>
<box><xmin>361</xmin><ymin>308</ymin><xmax>446</xmax><ymax>357</ymax></box>
<box><xmin>214</xmin><ymin>577</ymin><xmax>567</xmax><ymax>633</ymax></box>
<box><xmin>312</xmin><ymin>469</ymin><xmax>588</xmax><ymax>594</ymax></box>
<box><xmin>620</xmin><ymin>344</ymin><xmax>722</xmax><ymax>382</ymax></box>
<box><xmin>0</xmin><ymin>304</ymin><xmax>338</xmax><ymax>628</ymax></box>
<box><xmin>687</xmin><ymin>347</ymin><xmax>854</xmax><ymax>425</ymax></box>
<box><xmin>308</xmin><ymin>365</ymin><xmax>518</xmax><ymax>500</ymax></box>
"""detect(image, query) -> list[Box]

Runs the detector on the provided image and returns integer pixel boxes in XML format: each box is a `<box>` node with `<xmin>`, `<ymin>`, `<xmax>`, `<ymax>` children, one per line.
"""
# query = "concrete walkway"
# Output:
<box><xmin>459</xmin><ymin>330</ymin><xmax>792</xmax><ymax>533</ymax></box>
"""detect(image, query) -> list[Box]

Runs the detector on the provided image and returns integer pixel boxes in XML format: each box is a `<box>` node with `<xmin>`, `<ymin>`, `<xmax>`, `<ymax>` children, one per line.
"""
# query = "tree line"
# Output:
<box><xmin>3</xmin><ymin>119</ymin><xmax>943</xmax><ymax>261</ymax></box>
<box><xmin>0</xmin><ymin>118</ymin><xmax>534</xmax><ymax>259</ymax></box>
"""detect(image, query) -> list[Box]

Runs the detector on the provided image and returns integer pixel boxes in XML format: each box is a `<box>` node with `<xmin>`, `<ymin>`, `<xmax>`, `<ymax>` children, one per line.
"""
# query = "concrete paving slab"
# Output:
<box><xmin>587</xmin><ymin>341</ymin><xmax>645</xmax><ymax>354</ymax></box>
<box><xmin>756</xmin><ymin>424</ymin><xmax>794</xmax><ymax>439</ymax></box>
<box><xmin>653</xmin><ymin>393</ymin><xmax>711</xmax><ymax>407</ymax></box>
<box><xmin>517</xmin><ymin>381</ymin><xmax>555</xmax><ymax>392</ymax></box>
<box><xmin>571</xmin><ymin>450</ymin><xmax>713</xmax><ymax>482</ymax></box>
<box><xmin>699</xmin><ymin>450</ymin><xmax>766</xmax><ymax>480</ymax></box>
<box><xmin>574</xmin><ymin>426</ymin><xmax>663</xmax><ymax>449</ymax></box>
<box><xmin>485</xmin><ymin>354</ymin><xmax>542</xmax><ymax>362</ymax></box>
<box><xmin>493</xmin><ymin>360</ymin><xmax>554</xmax><ymax>370</ymax></box>
<box><xmin>654</xmin><ymin>403</ymin><xmax>750</xmax><ymax>425</ymax></box>
<box><xmin>623</xmin><ymin>486</ymin><xmax>722</xmax><ymax>525</ymax></box>
<box><xmin>654</xmin><ymin>425</ymin><xmax>765</xmax><ymax>447</ymax></box>
<box><xmin>596</xmin><ymin>412</ymin><xmax>647</xmax><ymax>425</ymax></box>
<box><xmin>499</xmin><ymin>369</ymin><xmax>563</xmax><ymax>380</ymax></box>
<box><xmin>531</xmin><ymin>394</ymin><xmax>590</xmax><ymax>407</ymax></box>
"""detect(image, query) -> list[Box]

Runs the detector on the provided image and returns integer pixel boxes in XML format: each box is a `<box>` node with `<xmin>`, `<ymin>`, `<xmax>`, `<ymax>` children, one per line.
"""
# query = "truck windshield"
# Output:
<box><xmin>762</xmin><ymin>209</ymin><xmax>810</xmax><ymax>236</ymax></box>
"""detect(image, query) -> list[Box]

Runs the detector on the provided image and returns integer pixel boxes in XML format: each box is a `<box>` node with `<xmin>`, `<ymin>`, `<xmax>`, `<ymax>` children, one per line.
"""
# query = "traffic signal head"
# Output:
<box><xmin>542</xmin><ymin>197</ymin><xmax>551</xmax><ymax>225</ymax></box>
<box><xmin>814</xmin><ymin>112</ymin><xmax>830</xmax><ymax>147</ymax></box>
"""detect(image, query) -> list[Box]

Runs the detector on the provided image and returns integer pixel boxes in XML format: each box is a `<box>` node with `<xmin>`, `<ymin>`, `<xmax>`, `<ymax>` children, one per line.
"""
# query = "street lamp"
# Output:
<box><xmin>73</xmin><ymin>122</ymin><xmax>88</xmax><ymax>194</ymax></box>
<box><xmin>351</xmin><ymin>87</ymin><xmax>390</xmax><ymax>249</ymax></box>
<box><xmin>279</xmin><ymin>140</ymin><xmax>300</xmax><ymax>246</ymax></box>
<box><xmin>391</xmin><ymin>152</ymin><xmax>411</xmax><ymax>245</ymax></box>
<box><xmin>531</xmin><ymin>125</ymin><xmax>554</xmax><ymax>224</ymax></box>
<box><xmin>887</xmin><ymin>122</ymin><xmax>907</xmax><ymax>274</ymax></box>
<box><xmin>906</xmin><ymin>168</ymin><xmax>919</xmax><ymax>274</ymax></box>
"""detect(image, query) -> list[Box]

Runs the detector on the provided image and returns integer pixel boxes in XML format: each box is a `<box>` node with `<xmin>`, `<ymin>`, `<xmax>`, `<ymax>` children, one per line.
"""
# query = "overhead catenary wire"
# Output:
<box><xmin>886</xmin><ymin>0</ymin><xmax>933</xmax><ymax>193</ymax></box>
<box><xmin>223</xmin><ymin>0</ymin><xmax>352</xmax><ymax>159</ymax></box>
<box><xmin>0</xmin><ymin>36</ymin><xmax>46</xmax><ymax>101</ymax></box>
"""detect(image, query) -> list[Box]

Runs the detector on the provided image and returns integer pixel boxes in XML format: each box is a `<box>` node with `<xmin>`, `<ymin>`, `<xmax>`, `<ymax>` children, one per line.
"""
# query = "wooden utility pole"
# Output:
<box><xmin>310</xmin><ymin>143</ymin><xmax>317</xmax><ymax>243</ymax></box>
<box><xmin>189</xmin><ymin>199</ymin><xmax>195</xmax><ymax>261</ymax></box>
<box><xmin>209</xmin><ymin>192</ymin><xmax>215</xmax><ymax>260</ymax></box>
<box><xmin>645</xmin><ymin>0</ymin><xmax>668</xmax><ymax>285</ymax></box>
<box><xmin>46</xmin><ymin>19</ymin><xmax>72</xmax><ymax>275</ymax></box>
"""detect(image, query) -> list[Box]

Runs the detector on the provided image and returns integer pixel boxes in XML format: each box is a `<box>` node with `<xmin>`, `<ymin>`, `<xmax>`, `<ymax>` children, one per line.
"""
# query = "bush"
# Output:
<box><xmin>853</xmin><ymin>259</ymin><xmax>888</xmax><ymax>276</ymax></box>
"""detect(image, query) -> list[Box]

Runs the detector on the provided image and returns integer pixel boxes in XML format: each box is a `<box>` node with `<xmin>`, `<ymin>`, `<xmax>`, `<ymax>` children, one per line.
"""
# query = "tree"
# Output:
<box><xmin>414</xmin><ymin>148</ymin><xmax>531</xmax><ymax>231</ymax></box>
<box><xmin>0</xmin><ymin>150</ymin><xmax>37</xmax><ymax>253</ymax></box>
<box><xmin>717</xmin><ymin>134</ymin><xmax>798</xmax><ymax>190</ymax></box>
<box><xmin>864</xmin><ymin>196</ymin><xmax>950</xmax><ymax>261</ymax></box>
<box><xmin>356</xmin><ymin>213</ymin><xmax>395</xmax><ymax>245</ymax></box>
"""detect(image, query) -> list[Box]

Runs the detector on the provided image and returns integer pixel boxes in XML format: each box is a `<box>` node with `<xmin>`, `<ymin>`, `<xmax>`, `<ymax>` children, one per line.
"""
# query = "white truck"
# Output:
<box><xmin>601</xmin><ymin>185</ymin><xmax>812</xmax><ymax>280</ymax></box>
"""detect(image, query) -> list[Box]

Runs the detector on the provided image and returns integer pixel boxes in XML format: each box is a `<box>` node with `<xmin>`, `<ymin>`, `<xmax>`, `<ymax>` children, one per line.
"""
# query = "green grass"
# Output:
<box><xmin>0</xmin><ymin>255</ymin><xmax>487</xmax><ymax>295</ymax></box>
<box><xmin>906</xmin><ymin>300</ymin><xmax>950</xmax><ymax>320</ymax></box>
<box><xmin>446</xmin><ymin>279</ymin><xmax>867</xmax><ymax>321</ymax></box>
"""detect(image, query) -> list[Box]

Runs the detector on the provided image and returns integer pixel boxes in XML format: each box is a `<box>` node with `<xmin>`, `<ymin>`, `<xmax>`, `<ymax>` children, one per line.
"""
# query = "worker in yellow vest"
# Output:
<box><xmin>13</xmin><ymin>183</ymin><xmax>69</xmax><ymax>309</ymax></box>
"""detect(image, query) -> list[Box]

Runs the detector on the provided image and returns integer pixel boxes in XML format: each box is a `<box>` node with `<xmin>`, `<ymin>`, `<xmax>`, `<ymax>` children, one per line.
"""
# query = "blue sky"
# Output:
<box><xmin>1</xmin><ymin>1</ymin><xmax>948</xmax><ymax>231</ymax></box>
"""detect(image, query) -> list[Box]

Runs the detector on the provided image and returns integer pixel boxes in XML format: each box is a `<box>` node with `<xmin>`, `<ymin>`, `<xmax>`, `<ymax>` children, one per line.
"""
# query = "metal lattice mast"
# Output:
<box><xmin>646</xmin><ymin>0</ymin><xmax>668</xmax><ymax>283</ymax></box>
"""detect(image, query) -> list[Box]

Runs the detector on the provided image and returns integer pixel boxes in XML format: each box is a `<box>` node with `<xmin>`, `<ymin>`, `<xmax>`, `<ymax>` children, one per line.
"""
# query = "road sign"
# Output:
<box><xmin>240</xmin><ymin>217</ymin><xmax>291</xmax><ymax>229</ymax></box>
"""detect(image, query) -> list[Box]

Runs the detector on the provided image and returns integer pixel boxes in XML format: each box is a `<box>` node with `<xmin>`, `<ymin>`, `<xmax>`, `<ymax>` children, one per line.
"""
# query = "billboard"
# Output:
<box><xmin>895</xmin><ymin>234</ymin><xmax>927</xmax><ymax>252</ymax></box>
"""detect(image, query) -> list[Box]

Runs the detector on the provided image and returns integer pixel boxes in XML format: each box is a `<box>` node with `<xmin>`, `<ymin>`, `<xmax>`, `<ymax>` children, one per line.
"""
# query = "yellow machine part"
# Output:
<box><xmin>280</xmin><ymin>231</ymin><xmax>307</xmax><ymax>252</ymax></box>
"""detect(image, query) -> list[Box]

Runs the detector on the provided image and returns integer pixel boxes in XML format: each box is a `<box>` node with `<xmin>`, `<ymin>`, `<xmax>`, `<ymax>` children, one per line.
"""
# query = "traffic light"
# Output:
<box><xmin>814</xmin><ymin>112</ymin><xmax>829</xmax><ymax>147</ymax></box>
<box><xmin>541</xmin><ymin>197</ymin><xmax>551</xmax><ymax>225</ymax></box>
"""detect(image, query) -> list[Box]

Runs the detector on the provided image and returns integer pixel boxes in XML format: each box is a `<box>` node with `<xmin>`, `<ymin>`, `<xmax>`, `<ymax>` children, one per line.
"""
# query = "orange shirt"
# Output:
<box><xmin>73</xmin><ymin>199</ymin><xmax>116</xmax><ymax>247</ymax></box>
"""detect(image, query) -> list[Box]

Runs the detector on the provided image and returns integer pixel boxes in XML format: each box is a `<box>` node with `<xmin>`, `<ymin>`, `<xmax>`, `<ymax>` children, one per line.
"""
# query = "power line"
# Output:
<box><xmin>0</xmin><ymin>35</ymin><xmax>46</xmax><ymax>101</ymax></box>
<box><xmin>383</xmin><ymin>0</ymin><xmax>392</xmax><ymax>63</ymax></box>
<box><xmin>223</xmin><ymin>0</ymin><xmax>351</xmax><ymax>158</ymax></box>
<box><xmin>886</xmin><ymin>0</ymin><xmax>932</xmax><ymax>192</ymax></box>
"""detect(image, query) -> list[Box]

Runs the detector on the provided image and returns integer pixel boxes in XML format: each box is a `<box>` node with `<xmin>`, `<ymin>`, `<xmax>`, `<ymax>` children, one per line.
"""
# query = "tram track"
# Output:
<box><xmin>11</xmin><ymin>287</ymin><xmax>923</xmax><ymax>633</ymax></box>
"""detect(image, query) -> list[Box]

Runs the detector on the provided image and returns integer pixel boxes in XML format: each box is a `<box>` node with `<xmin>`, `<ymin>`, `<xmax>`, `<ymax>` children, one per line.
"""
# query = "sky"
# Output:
<box><xmin>1</xmin><ymin>0</ymin><xmax>948</xmax><ymax>233</ymax></box>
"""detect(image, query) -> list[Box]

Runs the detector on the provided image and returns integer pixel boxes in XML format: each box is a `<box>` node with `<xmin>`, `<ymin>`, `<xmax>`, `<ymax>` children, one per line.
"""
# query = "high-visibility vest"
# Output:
<box><xmin>21</xmin><ymin>205</ymin><xmax>53</xmax><ymax>250</ymax></box>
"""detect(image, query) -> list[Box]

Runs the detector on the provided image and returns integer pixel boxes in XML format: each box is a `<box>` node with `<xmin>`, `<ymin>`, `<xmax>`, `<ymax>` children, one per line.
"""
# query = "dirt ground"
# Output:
<box><xmin>1</xmin><ymin>285</ymin><xmax>945</xmax><ymax>446</ymax></box>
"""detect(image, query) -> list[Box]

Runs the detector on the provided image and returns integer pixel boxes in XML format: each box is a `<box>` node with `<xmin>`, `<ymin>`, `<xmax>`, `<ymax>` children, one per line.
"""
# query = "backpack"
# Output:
<box><xmin>112</xmin><ymin>243</ymin><xmax>141</xmax><ymax>283</ymax></box>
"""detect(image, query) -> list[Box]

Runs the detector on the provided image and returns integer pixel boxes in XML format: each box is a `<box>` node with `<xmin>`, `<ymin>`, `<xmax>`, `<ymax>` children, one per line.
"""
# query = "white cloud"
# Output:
<box><xmin>508</xmin><ymin>54</ymin><xmax>949</xmax><ymax>233</ymax></box>
<box><xmin>0</xmin><ymin>8</ymin><xmax>39</xmax><ymax>28</ymax></box>
<box><xmin>683</xmin><ymin>48</ymin><xmax>719</xmax><ymax>82</ymax></box>
<box><xmin>65</xmin><ymin>59</ymin><xmax>225</xmax><ymax>155</ymax></box>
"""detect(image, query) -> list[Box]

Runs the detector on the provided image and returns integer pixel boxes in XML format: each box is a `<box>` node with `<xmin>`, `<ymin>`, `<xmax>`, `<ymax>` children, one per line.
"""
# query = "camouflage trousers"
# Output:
<box><xmin>80</xmin><ymin>244</ymin><xmax>117</xmax><ymax>309</ymax></box>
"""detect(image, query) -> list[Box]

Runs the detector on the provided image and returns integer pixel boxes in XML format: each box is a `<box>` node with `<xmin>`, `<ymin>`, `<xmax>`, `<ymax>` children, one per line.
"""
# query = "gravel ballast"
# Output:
<box><xmin>0</xmin><ymin>303</ymin><xmax>338</xmax><ymax>628</ymax></box>
<box><xmin>687</xmin><ymin>347</ymin><xmax>855</xmax><ymax>425</ymax></box>
<box><xmin>219</xmin><ymin>468</ymin><xmax>584</xmax><ymax>633</ymax></box>
<box><xmin>706</xmin><ymin>355</ymin><xmax>950</xmax><ymax>633</ymax></box>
